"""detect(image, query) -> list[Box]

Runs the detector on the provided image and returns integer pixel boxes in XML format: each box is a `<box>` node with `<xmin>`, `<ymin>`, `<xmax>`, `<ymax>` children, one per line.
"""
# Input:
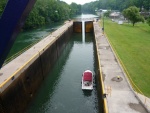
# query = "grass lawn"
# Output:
<box><xmin>101</xmin><ymin>19</ymin><xmax>150</xmax><ymax>97</ymax></box>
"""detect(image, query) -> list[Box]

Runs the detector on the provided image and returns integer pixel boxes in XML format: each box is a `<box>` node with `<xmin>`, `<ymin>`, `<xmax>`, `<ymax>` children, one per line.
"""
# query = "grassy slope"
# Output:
<box><xmin>103</xmin><ymin>19</ymin><xmax>150</xmax><ymax>97</ymax></box>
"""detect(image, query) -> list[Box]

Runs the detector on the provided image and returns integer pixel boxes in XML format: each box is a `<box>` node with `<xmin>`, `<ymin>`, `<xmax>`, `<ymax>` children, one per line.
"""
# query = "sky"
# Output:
<box><xmin>61</xmin><ymin>0</ymin><xmax>97</xmax><ymax>5</ymax></box>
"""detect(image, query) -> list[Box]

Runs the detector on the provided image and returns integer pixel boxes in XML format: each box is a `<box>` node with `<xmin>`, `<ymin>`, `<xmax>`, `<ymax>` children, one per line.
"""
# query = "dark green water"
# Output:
<box><xmin>8</xmin><ymin>14</ymin><xmax>102</xmax><ymax>113</ymax></box>
<box><xmin>25</xmin><ymin>33</ymin><xmax>102</xmax><ymax>113</ymax></box>
<box><xmin>7</xmin><ymin>22</ymin><xmax>64</xmax><ymax>58</ymax></box>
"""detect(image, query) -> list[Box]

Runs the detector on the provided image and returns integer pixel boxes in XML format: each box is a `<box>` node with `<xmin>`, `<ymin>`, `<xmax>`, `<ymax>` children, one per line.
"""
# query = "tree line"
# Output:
<box><xmin>0</xmin><ymin>0</ymin><xmax>150</xmax><ymax>29</ymax></box>
<box><xmin>82</xmin><ymin>0</ymin><xmax>150</xmax><ymax>13</ymax></box>
<box><xmin>0</xmin><ymin>0</ymin><xmax>82</xmax><ymax>29</ymax></box>
<box><xmin>81</xmin><ymin>0</ymin><xmax>150</xmax><ymax>26</ymax></box>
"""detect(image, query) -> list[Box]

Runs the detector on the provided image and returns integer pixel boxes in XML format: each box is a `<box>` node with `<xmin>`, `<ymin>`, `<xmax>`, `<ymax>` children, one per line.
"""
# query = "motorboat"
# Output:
<box><xmin>82</xmin><ymin>70</ymin><xmax>93</xmax><ymax>90</ymax></box>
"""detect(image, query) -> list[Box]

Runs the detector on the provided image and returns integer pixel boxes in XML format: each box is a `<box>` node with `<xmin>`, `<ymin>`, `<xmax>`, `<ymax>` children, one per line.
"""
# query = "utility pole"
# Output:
<box><xmin>149</xmin><ymin>7</ymin><xmax>150</xmax><ymax>16</ymax></box>
<box><xmin>102</xmin><ymin>13</ymin><xmax>104</xmax><ymax>34</ymax></box>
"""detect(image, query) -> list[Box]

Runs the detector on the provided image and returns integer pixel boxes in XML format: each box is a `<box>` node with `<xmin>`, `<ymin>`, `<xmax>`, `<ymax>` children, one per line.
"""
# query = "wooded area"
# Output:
<box><xmin>0</xmin><ymin>0</ymin><xmax>150</xmax><ymax>29</ymax></box>
<box><xmin>0</xmin><ymin>0</ymin><xmax>81</xmax><ymax>29</ymax></box>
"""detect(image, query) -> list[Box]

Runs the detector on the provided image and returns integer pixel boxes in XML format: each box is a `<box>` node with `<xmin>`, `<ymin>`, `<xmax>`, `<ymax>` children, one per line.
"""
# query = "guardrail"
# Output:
<box><xmin>2</xmin><ymin>31</ymin><xmax>54</xmax><ymax>67</ymax></box>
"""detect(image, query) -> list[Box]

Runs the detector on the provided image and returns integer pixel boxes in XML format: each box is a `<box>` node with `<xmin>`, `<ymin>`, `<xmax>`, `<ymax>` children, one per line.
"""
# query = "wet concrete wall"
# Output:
<box><xmin>0</xmin><ymin>57</ymin><xmax>44</xmax><ymax>113</ymax></box>
<box><xmin>73</xmin><ymin>21</ymin><xmax>82</xmax><ymax>33</ymax></box>
<box><xmin>0</xmin><ymin>22</ymin><xmax>73</xmax><ymax>113</ymax></box>
<box><xmin>0</xmin><ymin>20</ymin><xmax>94</xmax><ymax>113</ymax></box>
<box><xmin>85</xmin><ymin>21</ymin><xmax>93</xmax><ymax>33</ymax></box>
<box><xmin>73</xmin><ymin>21</ymin><xmax>93</xmax><ymax>33</ymax></box>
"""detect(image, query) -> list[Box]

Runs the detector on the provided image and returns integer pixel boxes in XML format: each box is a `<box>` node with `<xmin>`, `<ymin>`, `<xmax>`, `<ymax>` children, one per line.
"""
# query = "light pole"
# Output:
<box><xmin>141</xmin><ymin>6</ymin><xmax>144</xmax><ymax>16</ymax></box>
<box><xmin>149</xmin><ymin>7</ymin><xmax>150</xmax><ymax>16</ymax></box>
<box><xmin>102</xmin><ymin>13</ymin><xmax>104</xmax><ymax>34</ymax></box>
<box><xmin>69</xmin><ymin>9</ymin><xmax>71</xmax><ymax>20</ymax></box>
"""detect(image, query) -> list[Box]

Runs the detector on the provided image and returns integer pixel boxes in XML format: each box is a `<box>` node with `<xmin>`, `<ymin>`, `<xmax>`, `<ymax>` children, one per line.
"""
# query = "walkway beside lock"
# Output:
<box><xmin>93</xmin><ymin>21</ymin><xmax>149</xmax><ymax>113</ymax></box>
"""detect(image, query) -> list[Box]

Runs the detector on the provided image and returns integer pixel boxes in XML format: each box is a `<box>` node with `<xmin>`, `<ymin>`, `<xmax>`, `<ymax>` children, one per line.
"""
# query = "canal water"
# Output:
<box><xmin>7</xmin><ymin>14</ymin><xmax>101</xmax><ymax>113</ymax></box>
<box><xmin>7</xmin><ymin>14</ymin><xmax>98</xmax><ymax>58</ymax></box>
<box><xmin>26</xmin><ymin>33</ymin><xmax>102</xmax><ymax>113</ymax></box>
<box><xmin>7</xmin><ymin>22</ymin><xmax>64</xmax><ymax>58</ymax></box>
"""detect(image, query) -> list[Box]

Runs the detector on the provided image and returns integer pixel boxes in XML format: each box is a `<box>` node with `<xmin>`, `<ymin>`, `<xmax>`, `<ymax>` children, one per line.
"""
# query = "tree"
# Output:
<box><xmin>147</xmin><ymin>17</ymin><xmax>150</xmax><ymax>26</ymax></box>
<box><xmin>104</xmin><ymin>10</ymin><xmax>111</xmax><ymax>17</ymax></box>
<box><xmin>0</xmin><ymin>0</ymin><xmax>7</xmax><ymax>16</ymax></box>
<box><xmin>70</xmin><ymin>2</ymin><xmax>81</xmax><ymax>15</ymax></box>
<box><xmin>24</xmin><ymin>0</ymin><xmax>75</xmax><ymax>29</ymax></box>
<box><xmin>123</xmin><ymin>6</ymin><xmax>144</xmax><ymax>26</ymax></box>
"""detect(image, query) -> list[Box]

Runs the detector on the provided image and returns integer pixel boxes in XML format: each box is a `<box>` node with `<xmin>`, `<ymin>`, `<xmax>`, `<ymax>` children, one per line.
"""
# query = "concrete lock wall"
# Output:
<box><xmin>85</xmin><ymin>21</ymin><xmax>93</xmax><ymax>33</ymax></box>
<box><xmin>73</xmin><ymin>21</ymin><xmax>82</xmax><ymax>33</ymax></box>
<box><xmin>0</xmin><ymin>22</ymin><xmax>73</xmax><ymax>113</ymax></box>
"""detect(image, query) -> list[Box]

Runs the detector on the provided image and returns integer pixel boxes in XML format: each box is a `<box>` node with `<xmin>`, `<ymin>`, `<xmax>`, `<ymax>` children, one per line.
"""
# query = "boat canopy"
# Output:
<box><xmin>83</xmin><ymin>72</ymin><xmax>92</xmax><ymax>81</ymax></box>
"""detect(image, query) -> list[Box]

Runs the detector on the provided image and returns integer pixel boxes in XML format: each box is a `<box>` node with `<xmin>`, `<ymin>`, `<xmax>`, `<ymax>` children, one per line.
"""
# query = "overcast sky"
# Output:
<box><xmin>61</xmin><ymin>0</ymin><xmax>97</xmax><ymax>5</ymax></box>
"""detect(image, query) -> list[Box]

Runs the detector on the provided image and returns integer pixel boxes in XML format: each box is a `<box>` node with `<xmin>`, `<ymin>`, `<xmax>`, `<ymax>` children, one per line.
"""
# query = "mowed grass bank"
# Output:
<box><xmin>102</xmin><ymin>19</ymin><xmax>150</xmax><ymax>97</ymax></box>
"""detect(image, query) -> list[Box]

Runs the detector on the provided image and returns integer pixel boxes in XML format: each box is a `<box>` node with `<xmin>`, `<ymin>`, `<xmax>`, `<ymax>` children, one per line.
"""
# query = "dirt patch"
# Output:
<box><xmin>0</xmin><ymin>73</ymin><xmax>3</xmax><ymax>76</ymax></box>
<box><xmin>129</xmin><ymin>103</ymin><xmax>148</xmax><ymax>113</ymax></box>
